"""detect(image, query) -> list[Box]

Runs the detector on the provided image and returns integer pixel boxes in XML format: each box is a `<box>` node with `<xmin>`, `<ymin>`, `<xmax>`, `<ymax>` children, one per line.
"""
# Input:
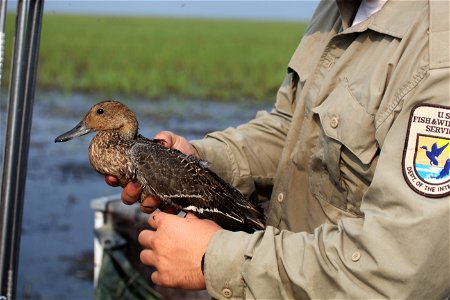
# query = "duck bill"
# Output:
<box><xmin>54</xmin><ymin>120</ymin><xmax>93</xmax><ymax>142</ymax></box>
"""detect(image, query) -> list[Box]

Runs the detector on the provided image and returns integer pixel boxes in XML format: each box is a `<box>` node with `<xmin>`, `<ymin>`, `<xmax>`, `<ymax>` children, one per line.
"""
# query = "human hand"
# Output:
<box><xmin>139</xmin><ymin>211</ymin><xmax>222</xmax><ymax>289</ymax></box>
<box><xmin>105</xmin><ymin>131</ymin><xmax>200</xmax><ymax>213</ymax></box>
<box><xmin>155</xmin><ymin>130</ymin><xmax>200</xmax><ymax>159</ymax></box>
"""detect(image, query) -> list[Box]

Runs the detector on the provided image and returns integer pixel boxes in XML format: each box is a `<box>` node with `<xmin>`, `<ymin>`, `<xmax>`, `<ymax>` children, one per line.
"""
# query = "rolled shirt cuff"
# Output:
<box><xmin>204</xmin><ymin>230</ymin><xmax>252</xmax><ymax>299</ymax></box>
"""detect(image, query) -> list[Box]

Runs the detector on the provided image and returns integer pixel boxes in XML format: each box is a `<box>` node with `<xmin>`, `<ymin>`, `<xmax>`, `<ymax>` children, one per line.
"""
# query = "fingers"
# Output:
<box><xmin>154</xmin><ymin>131</ymin><xmax>200</xmax><ymax>159</ymax></box>
<box><xmin>139</xmin><ymin>204</ymin><xmax>157</xmax><ymax>214</ymax></box>
<box><xmin>138</xmin><ymin>229</ymin><xmax>156</xmax><ymax>254</ymax></box>
<box><xmin>147</xmin><ymin>210</ymin><xmax>180</xmax><ymax>229</ymax></box>
<box><xmin>146</xmin><ymin>210</ymin><xmax>193</xmax><ymax>228</ymax></box>
<box><xmin>138</xmin><ymin>194</ymin><xmax>160</xmax><ymax>213</ymax></box>
<box><xmin>161</xmin><ymin>206</ymin><xmax>181</xmax><ymax>215</ymax></box>
<box><xmin>148</xmin><ymin>210</ymin><xmax>163</xmax><ymax>229</ymax></box>
<box><xmin>121</xmin><ymin>181</ymin><xmax>143</xmax><ymax>205</ymax></box>
<box><xmin>137</xmin><ymin>245</ymin><xmax>168</xmax><ymax>287</ymax></box>
<box><xmin>139</xmin><ymin>196</ymin><xmax>179</xmax><ymax>215</ymax></box>
<box><xmin>154</xmin><ymin>131</ymin><xmax>175</xmax><ymax>148</ymax></box>
<box><xmin>105</xmin><ymin>175</ymin><xmax>119</xmax><ymax>187</ymax></box>
<box><xmin>138</xmin><ymin>230</ymin><xmax>158</xmax><ymax>267</ymax></box>
<box><xmin>140</xmin><ymin>203</ymin><xmax>179</xmax><ymax>214</ymax></box>
<box><xmin>140</xmin><ymin>248</ymin><xmax>156</xmax><ymax>266</ymax></box>
<box><xmin>121</xmin><ymin>182</ymin><xmax>178</xmax><ymax>215</ymax></box>
<box><xmin>138</xmin><ymin>211</ymin><xmax>213</xmax><ymax>290</ymax></box>
<box><xmin>151</xmin><ymin>270</ymin><xmax>172</xmax><ymax>287</ymax></box>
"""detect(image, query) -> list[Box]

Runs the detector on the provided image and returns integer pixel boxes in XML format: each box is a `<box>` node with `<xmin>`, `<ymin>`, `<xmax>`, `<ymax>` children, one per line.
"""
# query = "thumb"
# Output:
<box><xmin>154</xmin><ymin>131</ymin><xmax>174</xmax><ymax>148</ymax></box>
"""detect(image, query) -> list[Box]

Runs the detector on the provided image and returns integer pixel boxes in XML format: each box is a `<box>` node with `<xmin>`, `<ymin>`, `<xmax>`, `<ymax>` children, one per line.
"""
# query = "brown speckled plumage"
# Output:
<box><xmin>55</xmin><ymin>100</ymin><xmax>265</xmax><ymax>232</ymax></box>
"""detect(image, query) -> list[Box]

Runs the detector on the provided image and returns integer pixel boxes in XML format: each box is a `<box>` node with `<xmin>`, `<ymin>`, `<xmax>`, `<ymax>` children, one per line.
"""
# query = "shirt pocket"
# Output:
<box><xmin>310</xmin><ymin>81</ymin><xmax>378</xmax><ymax>214</ymax></box>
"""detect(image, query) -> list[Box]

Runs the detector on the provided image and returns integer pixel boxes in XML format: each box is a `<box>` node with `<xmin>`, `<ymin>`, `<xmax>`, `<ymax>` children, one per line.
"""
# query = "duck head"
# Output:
<box><xmin>55</xmin><ymin>100</ymin><xmax>138</xmax><ymax>142</ymax></box>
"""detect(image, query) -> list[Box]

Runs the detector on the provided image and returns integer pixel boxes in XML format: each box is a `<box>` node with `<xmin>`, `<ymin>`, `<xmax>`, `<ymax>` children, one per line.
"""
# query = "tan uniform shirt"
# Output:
<box><xmin>192</xmin><ymin>0</ymin><xmax>450</xmax><ymax>298</ymax></box>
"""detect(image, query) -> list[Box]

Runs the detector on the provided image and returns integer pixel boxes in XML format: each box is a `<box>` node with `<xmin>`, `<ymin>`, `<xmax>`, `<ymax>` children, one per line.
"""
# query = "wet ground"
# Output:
<box><xmin>0</xmin><ymin>92</ymin><xmax>270</xmax><ymax>299</ymax></box>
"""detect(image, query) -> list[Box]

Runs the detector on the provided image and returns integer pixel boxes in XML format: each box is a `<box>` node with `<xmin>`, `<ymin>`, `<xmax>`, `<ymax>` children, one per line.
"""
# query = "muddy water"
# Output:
<box><xmin>0</xmin><ymin>92</ymin><xmax>270</xmax><ymax>299</ymax></box>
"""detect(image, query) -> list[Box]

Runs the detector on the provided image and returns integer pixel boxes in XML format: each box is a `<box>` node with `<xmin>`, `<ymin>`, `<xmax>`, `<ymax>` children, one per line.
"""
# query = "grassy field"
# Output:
<box><xmin>2</xmin><ymin>14</ymin><xmax>307</xmax><ymax>102</ymax></box>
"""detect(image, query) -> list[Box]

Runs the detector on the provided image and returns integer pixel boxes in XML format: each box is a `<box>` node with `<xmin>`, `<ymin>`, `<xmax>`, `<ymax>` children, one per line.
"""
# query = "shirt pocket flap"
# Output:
<box><xmin>312</xmin><ymin>83</ymin><xmax>378</xmax><ymax>165</ymax></box>
<box><xmin>287</xmin><ymin>34</ymin><xmax>324</xmax><ymax>82</ymax></box>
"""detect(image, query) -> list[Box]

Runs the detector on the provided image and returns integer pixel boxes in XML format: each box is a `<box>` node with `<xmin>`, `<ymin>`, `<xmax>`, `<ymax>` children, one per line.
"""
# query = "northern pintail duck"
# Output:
<box><xmin>55</xmin><ymin>100</ymin><xmax>265</xmax><ymax>232</ymax></box>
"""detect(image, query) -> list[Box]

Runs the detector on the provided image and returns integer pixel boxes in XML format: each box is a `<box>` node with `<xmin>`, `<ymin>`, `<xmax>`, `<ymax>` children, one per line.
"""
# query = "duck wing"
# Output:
<box><xmin>128</xmin><ymin>140</ymin><xmax>265</xmax><ymax>232</ymax></box>
<box><xmin>436</xmin><ymin>142</ymin><xmax>449</xmax><ymax>157</ymax></box>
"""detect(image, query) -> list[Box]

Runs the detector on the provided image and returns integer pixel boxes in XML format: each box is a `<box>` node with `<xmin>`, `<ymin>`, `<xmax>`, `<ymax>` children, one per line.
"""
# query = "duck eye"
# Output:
<box><xmin>97</xmin><ymin>108</ymin><xmax>104</xmax><ymax>114</ymax></box>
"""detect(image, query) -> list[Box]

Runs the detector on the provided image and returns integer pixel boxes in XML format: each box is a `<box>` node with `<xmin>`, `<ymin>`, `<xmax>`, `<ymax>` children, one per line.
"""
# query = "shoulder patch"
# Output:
<box><xmin>403</xmin><ymin>104</ymin><xmax>450</xmax><ymax>197</ymax></box>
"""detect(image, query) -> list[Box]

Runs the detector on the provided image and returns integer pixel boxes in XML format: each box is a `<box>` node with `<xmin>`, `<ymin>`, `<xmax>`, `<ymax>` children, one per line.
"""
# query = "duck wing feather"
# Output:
<box><xmin>127</xmin><ymin>139</ymin><xmax>265</xmax><ymax>232</ymax></box>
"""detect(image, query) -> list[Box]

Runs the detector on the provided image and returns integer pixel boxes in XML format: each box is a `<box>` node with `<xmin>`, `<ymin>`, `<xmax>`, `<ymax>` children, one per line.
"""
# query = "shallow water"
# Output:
<box><xmin>0</xmin><ymin>92</ymin><xmax>270</xmax><ymax>299</ymax></box>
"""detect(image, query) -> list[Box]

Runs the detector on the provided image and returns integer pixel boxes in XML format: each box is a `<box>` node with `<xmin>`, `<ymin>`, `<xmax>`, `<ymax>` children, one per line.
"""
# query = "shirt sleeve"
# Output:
<box><xmin>203</xmin><ymin>66</ymin><xmax>450</xmax><ymax>298</ymax></box>
<box><xmin>191</xmin><ymin>71</ymin><xmax>298</xmax><ymax>199</ymax></box>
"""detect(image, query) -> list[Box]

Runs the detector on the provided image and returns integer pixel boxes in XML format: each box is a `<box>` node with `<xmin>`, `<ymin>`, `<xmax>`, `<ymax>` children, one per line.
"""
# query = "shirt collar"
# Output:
<box><xmin>337</xmin><ymin>0</ymin><xmax>427</xmax><ymax>39</ymax></box>
<box><xmin>336</xmin><ymin>0</ymin><xmax>361</xmax><ymax>29</ymax></box>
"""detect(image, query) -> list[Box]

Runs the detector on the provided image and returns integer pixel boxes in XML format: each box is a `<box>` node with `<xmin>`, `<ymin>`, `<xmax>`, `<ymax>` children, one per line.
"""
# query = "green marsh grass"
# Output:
<box><xmin>2</xmin><ymin>14</ymin><xmax>307</xmax><ymax>102</ymax></box>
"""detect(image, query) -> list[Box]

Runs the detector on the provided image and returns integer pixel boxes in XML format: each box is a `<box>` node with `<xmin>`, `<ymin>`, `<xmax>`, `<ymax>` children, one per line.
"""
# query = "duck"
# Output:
<box><xmin>421</xmin><ymin>142</ymin><xmax>449</xmax><ymax>166</ymax></box>
<box><xmin>55</xmin><ymin>100</ymin><xmax>265</xmax><ymax>233</ymax></box>
<box><xmin>434</xmin><ymin>159</ymin><xmax>450</xmax><ymax>180</ymax></box>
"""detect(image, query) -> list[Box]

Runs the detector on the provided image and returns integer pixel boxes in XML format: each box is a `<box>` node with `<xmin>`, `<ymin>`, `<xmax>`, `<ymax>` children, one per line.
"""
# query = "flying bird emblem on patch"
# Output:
<box><xmin>403</xmin><ymin>104</ymin><xmax>450</xmax><ymax>197</ymax></box>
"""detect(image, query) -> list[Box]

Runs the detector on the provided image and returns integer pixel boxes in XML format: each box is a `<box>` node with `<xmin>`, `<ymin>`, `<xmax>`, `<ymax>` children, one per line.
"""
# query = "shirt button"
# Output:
<box><xmin>351</xmin><ymin>251</ymin><xmax>361</xmax><ymax>262</ymax></box>
<box><xmin>330</xmin><ymin>116</ymin><xmax>339</xmax><ymax>128</ymax></box>
<box><xmin>222</xmin><ymin>288</ymin><xmax>232</xmax><ymax>298</ymax></box>
<box><xmin>277</xmin><ymin>192</ymin><xmax>284</xmax><ymax>203</ymax></box>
